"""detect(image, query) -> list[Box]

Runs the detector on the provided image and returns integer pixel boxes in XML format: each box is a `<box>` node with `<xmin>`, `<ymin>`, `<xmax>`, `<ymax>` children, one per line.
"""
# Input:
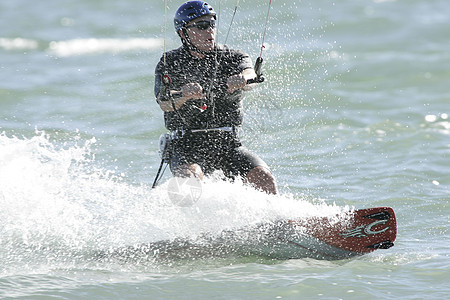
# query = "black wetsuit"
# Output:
<box><xmin>154</xmin><ymin>44</ymin><xmax>268</xmax><ymax>177</ymax></box>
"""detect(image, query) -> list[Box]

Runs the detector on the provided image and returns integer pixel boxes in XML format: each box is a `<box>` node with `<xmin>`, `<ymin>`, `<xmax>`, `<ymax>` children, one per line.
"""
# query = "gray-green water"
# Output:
<box><xmin>1</xmin><ymin>0</ymin><xmax>449</xmax><ymax>299</ymax></box>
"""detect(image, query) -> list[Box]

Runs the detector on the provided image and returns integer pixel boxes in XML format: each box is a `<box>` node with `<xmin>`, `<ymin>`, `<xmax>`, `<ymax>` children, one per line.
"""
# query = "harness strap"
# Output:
<box><xmin>170</xmin><ymin>126</ymin><xmax>236</xmax><ymax>138</ymax></box>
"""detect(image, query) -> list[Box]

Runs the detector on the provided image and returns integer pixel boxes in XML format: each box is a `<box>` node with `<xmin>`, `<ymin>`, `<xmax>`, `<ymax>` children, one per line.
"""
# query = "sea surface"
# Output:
<box><xmin>1</xmin><ymin>0</ymin><xmax>449</xmax><ymax>299</ymax></box>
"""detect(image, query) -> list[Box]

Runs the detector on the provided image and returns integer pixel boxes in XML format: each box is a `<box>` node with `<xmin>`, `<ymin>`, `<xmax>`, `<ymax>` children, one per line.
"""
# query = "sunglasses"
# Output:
<box><xmin>185</xmin><ymin>20</ymin><xmax>216</xmax><ymax>30</ymax></box>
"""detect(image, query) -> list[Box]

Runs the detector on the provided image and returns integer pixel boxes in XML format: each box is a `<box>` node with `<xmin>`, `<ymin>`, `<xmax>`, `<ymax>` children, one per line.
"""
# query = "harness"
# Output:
<box><xmin>171</xmin><ymin>126</ymin><xmax>235</xmax><ymax>138</ymax></box>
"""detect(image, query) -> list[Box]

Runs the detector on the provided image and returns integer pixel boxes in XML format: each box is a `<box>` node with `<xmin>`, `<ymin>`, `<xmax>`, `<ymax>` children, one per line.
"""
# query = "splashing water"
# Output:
<box><xmin>0</xmin><ymin>130</ymin><xmax>349</xmax><ymax>273</ymax></box>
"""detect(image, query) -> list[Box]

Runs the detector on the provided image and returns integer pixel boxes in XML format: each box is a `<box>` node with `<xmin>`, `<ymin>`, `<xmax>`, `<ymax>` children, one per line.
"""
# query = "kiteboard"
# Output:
<box><xmin>245</xmin><ymin>206</ymin><xmax>397</xmax><ymax>260</ymax></box>
<box><xmin>105</xmin><ymin>207</ymin><xmax>396</xmax><ymax>262</ymax></box>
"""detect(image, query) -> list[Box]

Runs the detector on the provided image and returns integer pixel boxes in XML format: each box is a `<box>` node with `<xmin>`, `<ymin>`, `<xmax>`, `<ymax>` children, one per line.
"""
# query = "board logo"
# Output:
<box><xmin>340</xmin><ymin>220</ymin><xmax>390</xmax><ymax>238</ymax></box>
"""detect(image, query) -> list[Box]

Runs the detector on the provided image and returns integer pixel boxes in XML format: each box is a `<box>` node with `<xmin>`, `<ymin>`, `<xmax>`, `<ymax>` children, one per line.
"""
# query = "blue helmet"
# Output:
<box><xmin>174</xmin><ymin>1</ymin><xmax>216</xmax><ymax>32</ymax></box>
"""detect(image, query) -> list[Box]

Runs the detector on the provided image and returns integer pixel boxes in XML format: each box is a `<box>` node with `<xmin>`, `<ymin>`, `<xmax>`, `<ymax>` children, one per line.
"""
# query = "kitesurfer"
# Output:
<box><xmin>154</xmin><ymin>0</ymin><xmax>278</xmax><ymax>194</ymax></box>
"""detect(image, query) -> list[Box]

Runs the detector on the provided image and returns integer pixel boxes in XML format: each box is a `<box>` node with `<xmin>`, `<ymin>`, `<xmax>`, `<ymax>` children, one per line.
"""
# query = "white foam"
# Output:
<box><xmin>0</xmin><ymin>37</ymin><xmax>38</xmax><ymax>50</ymax></box>
<box><xmin>0</xmin><ymin>130</ymin><xmax>347</xmax><ymax>257</ymax></box>
<box><xmin>47</xmin><ymin>38</ymin><xmax>164</xmax><ymax>57</ymax></box>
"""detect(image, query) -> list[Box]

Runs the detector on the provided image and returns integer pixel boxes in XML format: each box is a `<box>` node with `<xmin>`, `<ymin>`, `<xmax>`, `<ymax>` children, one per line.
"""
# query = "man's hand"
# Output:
<box><xmin>158</xmin><ymin>82</ymin><xmax>206</xmax><ymax>112</ymax></box>
<box><xmin>226</xmin><ymin>74</ymin><xmax>247</xmax><ymax>94</ymax></box>
<box><xmin>181</xmin><ymin>83</ymin><xmax>206</xmax><ymax>100</ymax></box>
<box><xmin>227</xmin><ymin>68</ymin><xmax>258</xmax><ymax>93</ymax></box>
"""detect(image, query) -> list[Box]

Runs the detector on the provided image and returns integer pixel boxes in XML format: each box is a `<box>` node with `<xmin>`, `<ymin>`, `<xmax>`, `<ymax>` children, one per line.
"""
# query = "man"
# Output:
<box><xmin>154</xmin><ymin>1</ymin><xmax>278</xmax><ymax>194</ymax></box>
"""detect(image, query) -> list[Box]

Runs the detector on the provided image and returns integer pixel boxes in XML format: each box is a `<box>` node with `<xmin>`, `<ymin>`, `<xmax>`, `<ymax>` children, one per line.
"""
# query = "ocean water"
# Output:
<box><xmin>1</xmin><ymin>0</ymin><xmax>449</xmax><ymax>299</ymax></box>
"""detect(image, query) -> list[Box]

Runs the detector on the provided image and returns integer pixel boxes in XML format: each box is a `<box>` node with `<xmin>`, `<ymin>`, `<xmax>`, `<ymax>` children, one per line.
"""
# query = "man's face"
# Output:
<box><xmin>182</xmin><ymin>15</ymin><xmax>216</xmax><ymax>52</ymax></box>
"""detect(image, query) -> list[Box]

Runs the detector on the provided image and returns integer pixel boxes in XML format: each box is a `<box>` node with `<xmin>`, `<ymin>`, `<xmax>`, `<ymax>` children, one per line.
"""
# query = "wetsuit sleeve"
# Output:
<box><xmin>237</xmin><ymin>50</ymin><xmax>253</xmax><ymax>72</ymax></box>
<box><xmin>154</xmin><ymin>58</ymin><xmax>164</xmax><ymax>99</ymax></box>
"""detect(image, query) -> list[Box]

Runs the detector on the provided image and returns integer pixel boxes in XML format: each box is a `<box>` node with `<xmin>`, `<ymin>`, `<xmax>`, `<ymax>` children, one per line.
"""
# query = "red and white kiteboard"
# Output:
<box><xmin>106</xmin><ymin>207</ymin><xmax>397</xmax><ymax>261</ymax></box>
<box><xmin>255</xmin><ymin>206</ymin><xmax>397</xmax><ymax>260</ymax></box>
